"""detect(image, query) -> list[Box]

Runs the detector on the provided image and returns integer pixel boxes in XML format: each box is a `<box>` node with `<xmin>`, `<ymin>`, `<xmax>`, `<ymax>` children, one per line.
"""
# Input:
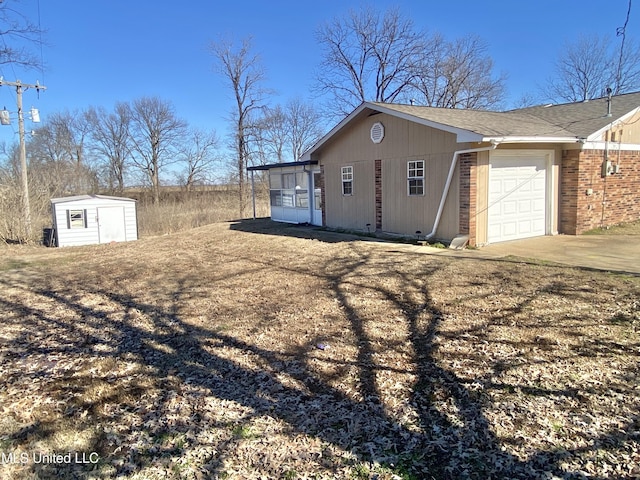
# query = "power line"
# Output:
<box><xmin>37</xmin><ymin>0</ymin><xmax>45</xmax><ymax>86</ymax></box>
<box><xmin>615</xmin><ymin>0</ymin><xmax>632</xmax><ymax>94</ymax></box>
<box><xmin>0</xmin><ymin>78</ymin><xmax>47</xmax><ymax>240</ymax></box>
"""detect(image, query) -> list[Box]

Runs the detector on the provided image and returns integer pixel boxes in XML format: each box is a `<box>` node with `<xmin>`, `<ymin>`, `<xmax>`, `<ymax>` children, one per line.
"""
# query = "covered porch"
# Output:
<box><xmin>248</xmin><ymin>160</ymin><xmax>323</xmax><ymax>226</ymax></box>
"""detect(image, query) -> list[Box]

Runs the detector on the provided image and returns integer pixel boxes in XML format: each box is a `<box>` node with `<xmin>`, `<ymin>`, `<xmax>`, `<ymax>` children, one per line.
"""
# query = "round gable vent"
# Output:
<box><xmin>370</xmin><ymin>122</ymin><xmax>385</xmax><ymax>144</ymax></box>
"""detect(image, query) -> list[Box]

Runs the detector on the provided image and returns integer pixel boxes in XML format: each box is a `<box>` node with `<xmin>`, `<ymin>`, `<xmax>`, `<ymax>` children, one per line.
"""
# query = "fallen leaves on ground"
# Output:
<box><xmin>0</xmin><ymin>220</ymin><xmax>638</xmax><ymax>479</ymax></box>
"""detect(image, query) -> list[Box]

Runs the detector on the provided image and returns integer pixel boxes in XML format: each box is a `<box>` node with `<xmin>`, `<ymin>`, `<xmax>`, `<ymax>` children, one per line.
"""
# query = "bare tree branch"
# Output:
<box><xmin>177</xmin><ymin>127</ymin><xmax>220</xmax><ymax>191</ymax></box>
<box><xmin>129</xmin><ymin>97</ymin><xmax>187</xmax><ymax>204</ymax></box>
<box><xmin>543</xmin><ymin>33</ymin><xmax>640</xmax><ymax>102</ymax></box>
<box><xmin>0</xmin><ymin>0</ymin><xmax>46</xmax><ymax>69</ymax></box>
<box><xmin>86</xmin><ymin>103</ymin><xmax>133</xmax><ymax>193</ymax></box>
<box><xmin>210</xmin><ymin>36</ymin><xmax>268</xmax><ymax>216</ymax></box>
<box><xmin>411</xmin><ymin>34</ymin><xmax>506</xmax><ymax>110</ymax></box>
<box><xmin>315</xmin><ymin>6</ymin><xmax>505</xmax><ymax>116</ymax></box>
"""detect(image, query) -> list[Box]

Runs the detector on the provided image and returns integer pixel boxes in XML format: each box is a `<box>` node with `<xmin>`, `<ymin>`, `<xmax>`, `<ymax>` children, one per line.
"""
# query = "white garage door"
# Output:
<box><xmin>488</xmin><ymin>155</ymin><xmax>547</xmax><ymax>243</ymax></box>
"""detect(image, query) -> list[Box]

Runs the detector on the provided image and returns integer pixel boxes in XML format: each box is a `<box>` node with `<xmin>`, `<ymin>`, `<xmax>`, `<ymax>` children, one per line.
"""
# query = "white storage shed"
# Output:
<box><xmin>50</xmin><ymin>194</ymin><xmax>138</xmax><ymax>247</ymax></box>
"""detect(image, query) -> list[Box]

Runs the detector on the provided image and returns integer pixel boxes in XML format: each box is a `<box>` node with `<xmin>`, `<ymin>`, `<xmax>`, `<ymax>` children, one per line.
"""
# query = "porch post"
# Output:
<box><xmin>307</xmin><ymin>168</ymin><xmax>313</xmax><ymax>224</ymax></box>
<box><xmin>250</xmin><ymin>170</ymin><xmax>256</xmax><ymax>220</ymax></box>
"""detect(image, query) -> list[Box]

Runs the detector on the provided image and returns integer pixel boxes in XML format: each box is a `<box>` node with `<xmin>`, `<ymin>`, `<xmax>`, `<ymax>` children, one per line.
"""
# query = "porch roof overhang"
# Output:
<box><xmin>247</xmin><ymin>160</ymin><xmax>319</xmax><ymax>172</ymax></box>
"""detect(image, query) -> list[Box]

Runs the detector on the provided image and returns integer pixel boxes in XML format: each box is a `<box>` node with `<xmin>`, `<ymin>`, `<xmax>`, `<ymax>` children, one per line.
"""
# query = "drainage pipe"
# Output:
<box><xmin>424</xmin><ymin>142</ymin><xmax>500</xmax><ymax>240</ymax></box>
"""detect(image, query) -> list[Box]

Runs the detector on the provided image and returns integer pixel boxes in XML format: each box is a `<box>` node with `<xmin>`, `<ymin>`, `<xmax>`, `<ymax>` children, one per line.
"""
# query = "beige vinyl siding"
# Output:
<box><xmin>601</xmin><ymin>110</ymin><xmax>640</xmax><ymax>143</ymax></box>
<box><xmin>382</xmin><ymin>152</ymin><xmax>459</xmax><ymax>239</ymax></box>
<box><xmin>316</xmin><ymin>112</ymin><xmax>461</xmax><ymax>238</ymax></box>
<box><xmin>475</xmin><ymin>150</ymin><xmax>490</xmax><ymax>245</ymax></box>
<box><xmin>324</xmin><ymin>160</ymin><xmax>375</xmax><ymax>230</ymax></box>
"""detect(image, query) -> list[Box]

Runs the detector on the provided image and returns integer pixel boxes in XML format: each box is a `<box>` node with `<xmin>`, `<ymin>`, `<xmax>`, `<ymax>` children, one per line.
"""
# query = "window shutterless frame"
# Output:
<box><xmin>407</xmin><ymin>160</ymin><xmax>425</xmax><ymax>196</ymax></box>
<box><xmin>68</xmin><ymin>209</ymin><xmax>86</xmax><ymax>228</ymax></box>
<box><xmin>341</xmin><ymin>166</ymin><xmax>353</xmax><ymax>196</ymax></box>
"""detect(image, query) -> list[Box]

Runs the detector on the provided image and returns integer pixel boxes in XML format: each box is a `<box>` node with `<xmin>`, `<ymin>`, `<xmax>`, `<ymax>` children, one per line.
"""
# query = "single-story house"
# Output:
<box><xmin>50</xmin><ymin>194</ymin><xmax>138</xmax><ymax>247</ymax></box>
<box><xmin>251</xmin><ymin>91</ymin><xmax>640</xmax><ymax>246</ymax></box>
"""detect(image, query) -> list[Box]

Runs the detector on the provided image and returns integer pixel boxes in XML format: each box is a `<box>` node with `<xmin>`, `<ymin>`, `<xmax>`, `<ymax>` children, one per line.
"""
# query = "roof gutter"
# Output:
<box><xmin>425</xmin><ymin>142</ymin><xmax>500</xmax><ymax>240</ymax></box>
<box><xmin>482</xmin><ymin>136</ymin><xmax>579</xmax><ymax>143</ymax></box>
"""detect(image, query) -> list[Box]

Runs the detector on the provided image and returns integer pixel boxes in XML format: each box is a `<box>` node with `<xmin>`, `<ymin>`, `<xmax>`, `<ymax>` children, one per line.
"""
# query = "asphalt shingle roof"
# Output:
<box><xmin>370</xmin><ymin>90</ymin><xmax>640</xmax><ymax>140</ymax></box>
<box><xmin>508</xmin><ymin>90</ymin><xmax>640</xmax><ymax>138</ymax></box>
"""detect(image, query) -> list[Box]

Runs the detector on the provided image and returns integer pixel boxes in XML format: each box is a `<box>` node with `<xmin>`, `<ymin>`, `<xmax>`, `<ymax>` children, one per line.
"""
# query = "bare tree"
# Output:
<box><xmin>177</xmin><ymin>127</ymin><xmax>220</xmax><ymax>191</ymax></box>
<box><xmin>210</xmin><ymin>36</ymin><xmax>268</xmax><ymax>217</ymax></box>
<box><xmin>86</xmin><ymin>103</ymin><xmax>132</xmax><ymax>193</ymax></box>
<box><xmin>27</xmin><ymin>110</ymin><xmax>98</xmax><ymax>196</ymax></box>
<box><xmin>129</xmin><ymin>97</ymin><xmax>187</xmax><ymax>204</ymax></box>
<box><xmin>411</xmin><ymin>34</ymin><xmax>506</xmax><ymax>110</ymax></box>
<box><xmin>255</xmin><ymin>105</ymin><xmax>288</xmax><ymax>164</ymax></box>
<box><xmin>544</xmin><ymin>33</ymin><xmax>640</xmax><ymax>102</ymax></box>
<box><xmin>253</xmin><ymin>99</ymin><xmax>324</xmax><ymax>164</ymax></box>
<box><xmin>315</xmin><ymin>6</ymin><xmax>427</xmax><ymax>117</ymax></box>
<box><xmin>315</xmin><ymin>6</ymin><xmax>505</xmax><ymax>114</ymax></box>
<box><xmin>46</xmin><ymin>110</ymin><xmax>93</xmax><ymax>166</ymax></box>
<box><xmin>545</xmin><ymin>35</ymin><xmax>614</xmax><ymax>102</ymax></box>
<box><xmin>286</xmin><ymin>98</ymin><xmax>324</xmax><ymax>160</ymax></box>
<box><xmin>0</xmin><ymin>0</ymin><xmax>46</xmax><ymax>69</ymax></box>
<box><xmin>614</xmin><ymin>37</ymin><xmax>640</xmax><ymax>95</ymax></box>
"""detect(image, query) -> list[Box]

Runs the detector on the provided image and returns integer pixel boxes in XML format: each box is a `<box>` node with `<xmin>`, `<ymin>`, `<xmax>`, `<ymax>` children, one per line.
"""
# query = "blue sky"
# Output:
<box><xmin>0</xmin><ymin>0</ymin><xmax>638</xmax><ymax>148</ymax></box>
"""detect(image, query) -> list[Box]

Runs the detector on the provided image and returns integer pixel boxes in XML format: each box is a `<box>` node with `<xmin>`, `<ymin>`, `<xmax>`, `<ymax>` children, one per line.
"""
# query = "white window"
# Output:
<box><xmin>269</xmin><ymin>171</ymin><xmax>308</xmax><ymax>208</ymax></box>
<box><xmin>68</xmin><ymin>209</ymin><xmax>86</xmax><ymax>228</ymax></box>
<box><xmin>281</xmin><ymin>173</ymin><xmax>296</xmax><ymax>207</ymax></box>
<box><xmin>408</xmin><ymin>160</ymin><xmax>425</xmax><ymax>196</ymax></box>
<box><xmin>269</xmin><ymin>173</ymin><xmax>283</xmax><ymax>206</ymax></box>
<box><xmin>341</xmin><ymin>166</ymin><xmax>353</xmax><ymax>196</ymax></box>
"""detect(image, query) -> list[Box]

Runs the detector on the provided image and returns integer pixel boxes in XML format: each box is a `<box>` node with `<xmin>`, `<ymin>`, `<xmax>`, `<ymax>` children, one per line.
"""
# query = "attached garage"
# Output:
<box><xmin>487</xmin><ymin>150</ymin><xmax>552</xmax><ymax>243</ymax></box>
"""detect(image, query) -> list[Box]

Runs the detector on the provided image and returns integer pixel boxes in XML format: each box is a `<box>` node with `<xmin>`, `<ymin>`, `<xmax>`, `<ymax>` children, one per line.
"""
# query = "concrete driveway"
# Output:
<box><xmin>456</xmin><ymin>235</ymin><xmax>640</xmax><ymax>274</ymax></box>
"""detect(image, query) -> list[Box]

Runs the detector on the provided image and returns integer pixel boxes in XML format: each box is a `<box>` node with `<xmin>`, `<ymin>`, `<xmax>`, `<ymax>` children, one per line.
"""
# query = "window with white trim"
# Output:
<box><xmin>407</xmin><ymin>160</ymin><xmax>424</xmax><ymax>196</ymax></box>
<box><xmin>269</xmin><ymin>171</ymin><xmax>309</xmax><ymax>208</ymax></box>
<box><xmin>341</xmin><ymin>166</ymin><xmax>353</xmax><ymax>195</ymax></box>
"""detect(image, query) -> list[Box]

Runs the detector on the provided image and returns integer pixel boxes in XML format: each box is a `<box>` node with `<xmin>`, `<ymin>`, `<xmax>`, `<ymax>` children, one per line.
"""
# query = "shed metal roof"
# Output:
<box><xmin>50</xmin><ymin>194</ymin><xmax>137</xmax><ymax>204</ymax></box>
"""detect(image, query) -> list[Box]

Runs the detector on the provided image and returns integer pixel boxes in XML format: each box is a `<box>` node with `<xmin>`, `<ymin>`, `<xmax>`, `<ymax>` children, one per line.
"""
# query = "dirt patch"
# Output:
<box><xmin>1</xmin><ymin>219</ymin><xmax>638</xmax><ymax>479</ymax></box>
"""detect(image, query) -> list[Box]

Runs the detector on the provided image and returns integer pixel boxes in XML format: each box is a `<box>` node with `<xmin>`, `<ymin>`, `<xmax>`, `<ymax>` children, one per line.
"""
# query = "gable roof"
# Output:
<box><xmin>301</xmin><ymin>91</ymin><xmax>640</xmax><ymax>160</ymax></box>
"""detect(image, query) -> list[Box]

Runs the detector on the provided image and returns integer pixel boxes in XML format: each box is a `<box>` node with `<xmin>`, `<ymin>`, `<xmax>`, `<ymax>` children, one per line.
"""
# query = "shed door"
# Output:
<box><xmin>487</xmin><ymin>155</ymin><xmax>547</xmax><ymax>243</ymax></box>
<box><xmin>97</xmin><ymin>206</ymin><xmax>126</xmax><ymax>243</ymax></box>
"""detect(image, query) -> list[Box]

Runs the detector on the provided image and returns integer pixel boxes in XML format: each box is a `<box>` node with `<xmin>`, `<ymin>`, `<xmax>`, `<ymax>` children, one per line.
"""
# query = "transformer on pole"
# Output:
<box><xmin>0</xmin><ymin>78</ymin><xmax>47</xmax><ymax>241</ymax></box>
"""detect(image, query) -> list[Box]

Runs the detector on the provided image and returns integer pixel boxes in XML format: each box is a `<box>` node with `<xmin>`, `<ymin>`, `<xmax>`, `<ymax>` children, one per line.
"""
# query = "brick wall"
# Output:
<box><xmin>458</xmin><ymin>152</ymin><xmax>477</xmax><ymax>246</ymax></box>
<box><xmin>375</xmin><ymin>159</ymin><xmax>382</xmax><ymax>230</ymax></box>
<box><xmin>561</xmin><ymin>149</ymin><xmax>640</xmax><ymax>234</ymax></box>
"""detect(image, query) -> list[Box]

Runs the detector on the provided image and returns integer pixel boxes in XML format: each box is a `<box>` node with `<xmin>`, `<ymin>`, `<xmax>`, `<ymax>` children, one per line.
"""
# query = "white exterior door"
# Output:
<box><xmin>487</xmin><ymin>154</ymin><xmax>548</xmax><ymax>243</ymax></box>
<box><xmin>97</xmin><ymin>206</ymin><xmax>126</xmax><ymax>243</ymax></box>
<box><xmin>311</xmin><ymin>171</ymin><xmax>323</xmax><ymax>226</ymax></box>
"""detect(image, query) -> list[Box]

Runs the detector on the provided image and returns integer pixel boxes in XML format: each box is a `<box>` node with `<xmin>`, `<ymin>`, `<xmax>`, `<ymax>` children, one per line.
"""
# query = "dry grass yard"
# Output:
<box><xmin>0</xmin><ymin>220</ymin><xmax>638</xmax><ymax>479</ymax></box>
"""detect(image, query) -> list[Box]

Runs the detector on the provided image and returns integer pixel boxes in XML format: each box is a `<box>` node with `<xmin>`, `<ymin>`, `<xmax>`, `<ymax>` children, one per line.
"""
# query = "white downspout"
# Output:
<box><xmin>424</xmin><ymin>142</ymin><xmax>500</xmax><ymax>240</ymax></box>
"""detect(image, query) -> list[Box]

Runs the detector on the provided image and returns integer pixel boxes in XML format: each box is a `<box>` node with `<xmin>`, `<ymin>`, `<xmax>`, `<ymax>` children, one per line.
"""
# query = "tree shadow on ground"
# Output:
<box><xmin>228</xmin><ymin>217</ymin><xmax>396</xmax><ymax>244</ymax></box>
<box><xmin>0</xmin><ymin>238</ymin><xmax>637</xmax><ymax>479</ymax></box>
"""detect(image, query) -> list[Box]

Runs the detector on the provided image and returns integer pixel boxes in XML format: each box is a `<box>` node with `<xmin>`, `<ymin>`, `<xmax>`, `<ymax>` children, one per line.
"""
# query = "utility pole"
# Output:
<box><xmin>0</xmin><ymin>78</ymin><xmax>46</xmax><ymax>241</ymax></box>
